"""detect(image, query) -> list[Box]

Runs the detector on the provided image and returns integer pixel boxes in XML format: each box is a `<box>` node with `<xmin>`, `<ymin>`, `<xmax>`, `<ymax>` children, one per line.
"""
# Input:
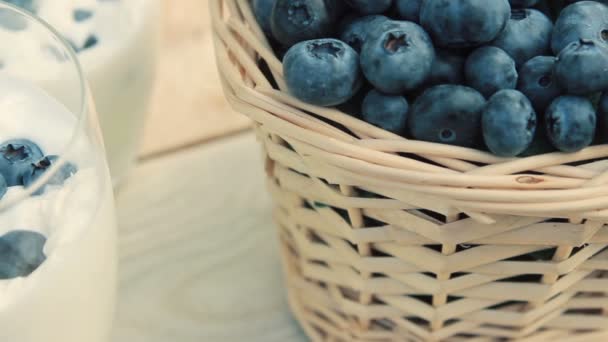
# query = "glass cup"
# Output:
<box><xmin>0</xmin><ymin>3</ymin><xmax>117</xmax><ymax>342</ymax></box>
<box><xmin>5</xmin><ymin>0</ymin><xmax>161</xmax><ymax>186</ymax></box>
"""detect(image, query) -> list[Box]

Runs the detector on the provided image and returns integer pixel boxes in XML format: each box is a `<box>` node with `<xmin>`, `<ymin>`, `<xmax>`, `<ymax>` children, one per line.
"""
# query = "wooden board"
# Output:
<box><xmin>112</xmin><ymin>133</ymin><xmax>306</xmax><ymax>341</ymax></box>
<box><xmin>139</xmin><ymin>0</ymin><xmax>251</xmax><ymax>158</ymax></box>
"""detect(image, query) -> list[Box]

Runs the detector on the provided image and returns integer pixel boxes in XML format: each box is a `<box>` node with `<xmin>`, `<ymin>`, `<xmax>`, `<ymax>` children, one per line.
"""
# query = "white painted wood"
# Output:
<box><xmin>112</xmin><ymin>133</ymin><xmax>306</xmax><ymax>342</ymax></box>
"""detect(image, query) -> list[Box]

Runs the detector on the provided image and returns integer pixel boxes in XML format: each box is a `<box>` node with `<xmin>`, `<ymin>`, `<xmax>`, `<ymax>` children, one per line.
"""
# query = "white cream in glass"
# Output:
<box><xmin>0</xmin><ymin>3</ymin><xmax>117</xmax><ymax>341</ymax></box>
<box><xmin>7</xmin><ymin>0</ymin><xmax>160</xmax><ymax>186</ymax></box>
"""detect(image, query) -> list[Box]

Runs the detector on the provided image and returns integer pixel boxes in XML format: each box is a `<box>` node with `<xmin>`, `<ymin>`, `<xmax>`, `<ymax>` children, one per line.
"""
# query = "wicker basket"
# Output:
<box><xmin>210</xmin><ymin>1</ymin><xmax>608</xmax><ymax>341</ymax></box>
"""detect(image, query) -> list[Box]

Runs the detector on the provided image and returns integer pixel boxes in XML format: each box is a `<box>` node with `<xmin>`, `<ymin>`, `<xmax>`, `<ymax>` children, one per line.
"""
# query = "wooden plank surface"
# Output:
<box><xmin>139</xmin><ymin>0</ymin><xmax>251</xmax><ymax>157</ymax></box>
<box><xmin>113</xmin><ymin>133</ymin><xmax>306</xmax><ymax>341</ymax></box>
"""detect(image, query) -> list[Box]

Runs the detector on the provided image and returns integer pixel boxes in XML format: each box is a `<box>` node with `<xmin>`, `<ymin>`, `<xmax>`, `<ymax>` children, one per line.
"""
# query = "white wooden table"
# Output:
<box><xmin>112</xmin><ymin>133</ymin><xmax>307</xmax><ymax>341</ymax></box>
<box><xmin>108</xmin><ymin>2</ymin><xmax>309</xmax><ymax>340</ymax></box>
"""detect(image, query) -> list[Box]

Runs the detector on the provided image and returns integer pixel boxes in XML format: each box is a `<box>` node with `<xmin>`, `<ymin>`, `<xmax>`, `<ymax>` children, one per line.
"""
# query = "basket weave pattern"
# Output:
<box><xmin>211</xmin><ymin>1</ymin><xmax>608</xmax><ymax>340</ymax></box>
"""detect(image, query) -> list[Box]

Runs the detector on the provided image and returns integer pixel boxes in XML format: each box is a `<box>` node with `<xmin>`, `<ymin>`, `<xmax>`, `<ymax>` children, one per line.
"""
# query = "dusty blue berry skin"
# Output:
<box><xmin>339</xmin><ymin>15</ymin><xmax>389</xmax><ymax>53</ymax></box>
<box><xmin>517</xmin><ymin>56</ymin><xmax>562</xmax><ymax>112</ymax></box>
<box><xmin>520</xmin><ymin>126</ymin><xmax>556</xmax><ymax>156</ymax></box>
<box><xmin>546</xmin><ymin>96</ymin><xmax>596</xmax><ymax>152</ymax></box>
<box><xmin>345</xmin><ymin>0</ymin><xmax>393</xmax><ymax>14</ymax></box>
<box><xmin>408</xmin><ymin>85</ymin><xmax>486</xmax><ymax>147</ymax></box>
<box><xmin>552</xmin><ymin>1</ymin><xmax>608</xmax><ymax>55</ymax></box>
<box><xmin>360</xmin><ymin>21</ymin><xmax>435</xmax><ymax>94</ymax></box>
<box><xmin>420</xmin><ymin>0</ymin><xmax>511</xmax><ymax>48</ymax></box>
<box><xmin>0</xmin><ymin>230</ymin><xmax>46</xmax><ymax>280</ymax></box>
<box><xmin>361</xmin><ymin>89</ymin><xmax>409</xmax><ymax>134</ymax></box>
<box><xmin>271</xmin><ymin>0</ymin><xmax>333</xmax><ymax>47</ymax></box>
<box><xmin>509</xmin><ymin>0</ymin><xmax>540</xmax><ymax>7</ymax></box>
<box><xmin>0</xmin><ymin>139</ymin><xmax>43</xmax><ymax>186</ymax></box>
<box><xmin>482</xmin><ymin>90</ymin><xmax>537</xmax><ymax>156</ymax></box>
<box><xmin>492</xmin><ymin>9</ymin><xmax>553</xmax><ymax>66</ymax></box>
<box><xmin>253</xmin><ymin>0</ymin><xmax>276</xmax><ymax>37</ymax></box>
<box><xmin>426</xmin><ymin>49</ymin><xmax>466</xmax><ymax>86</ymax></box>
<box><xmin>22</xmin><ymin>156</ymin><xmax>78</xmax><ymax>196</ymax></box>
<box><xmin>283</xmin><ymin>39</ymin><xmax>362</xmax><ymax>106</ymax></box>
<box><xmin>465</xmin><ymin>46</ymin><xmax>518</xmax><ymax>98</ymax></box>
<box><xmin>555</xmin><ymin>39</ymin><xmax>608</xmax><ymax>95</ymax></box>
<box><xmin>394</xmin><ymin>0</ymin><xmax>424</xmax><ymax>22</ymax></box>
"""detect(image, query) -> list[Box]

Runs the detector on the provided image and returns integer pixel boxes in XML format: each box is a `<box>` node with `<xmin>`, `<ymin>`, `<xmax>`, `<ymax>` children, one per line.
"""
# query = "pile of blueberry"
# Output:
<box><xmin>0</xmin><ymin>139</ymin><xmax>77</xmax><ymax>280</ymax></box>
<box><xmin>254</xmin><ymin>0</ymin><xmax>608</xmax><ymax>157</ymax></box>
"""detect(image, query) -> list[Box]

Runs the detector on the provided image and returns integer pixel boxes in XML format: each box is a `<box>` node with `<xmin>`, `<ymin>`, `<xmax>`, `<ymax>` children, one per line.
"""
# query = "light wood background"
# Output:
<box><xmin>139</xmin><ymin>0</ymin><xmax>251</xmax><ymax>158</ymax></box>
<box><xmin>111</xmin><ymin>1</ymin><xmax>307</xmax><ymax>340</ymax></box>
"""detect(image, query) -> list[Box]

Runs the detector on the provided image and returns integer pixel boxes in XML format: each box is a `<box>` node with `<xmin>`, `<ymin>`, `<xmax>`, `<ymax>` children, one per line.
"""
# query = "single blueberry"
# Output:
<box><xmin>394</xmin><ymin>0</ymin><xmax>424</xmax><ymax>22</ymax></box>
<box><xmin>546</xmin><ymin>95</ymin><xmax>596</xmax><ymax>152</ymax></box>
<box><xmin>22</xmin><ymin>156</ymin><xmax>78</xmax><ymax>195</ymax></box>
<box><xmin>338</xmin><ymin>15</ymin><xmax>389</xmax><ymax>53</ymax></box>
<box><xmin>482</xmin><ymin>90</ymin><xmax>537</xmax><ymax>156</ymax></box>
<box><xmin>465</xmin><ymin>46</ymin><xmax>518</xmax><ymax>98</ymax></box>
<box><xmin>73</xmin><ymin>9</ymin><xmax>94</xmax><ymax>22</ymax></box>
<box><xmin>345</xmin><ymin>0</ymin><xmax>393</xmax><ymax>14</ymax></box>
<box><xmin>360</xmin><ymin>21</ymin><xmax>435</xmax><ymax>94</ymax></box>
<box><xmin>361</xmin><ymin>89</ymin><xmax>409</xmax><ymax>134</ymax></box>
<box><xmin>426</xmin><ymin>49</ymin><xmax>466</xmax><ymax>86</ymax></box>
<box><xmin>420</xmin><ymin>0</ymin><xmax>511</xmax><ymax>48</ymax></box>
<box><xmin>252</xmin><ymin>0</ymin><xmax>276</xmax><ymax>37</ymax></box>
<box><xmin>283</xmin><ymin>39</ymin><xmax>362</xmax><ymax>106</ymax></box>
<box><xmin>271</xmin><ymin>0</ymin><xmax>333</xmax><ymax>47</ymax></box>
<box><xmin>82</xmin><ymin>35</ymin><xmax>98</xmax><ymax>50</ymax></box>
<box><xmin>492</xmin><ymin>9</ymin><xmax>553</xmax><ymax>66</ymax></box>
<box><xmin>0</xmin><ymin>230</ymin><xmax>46</xmax><ymax>279</ymax></box>
<box><xmin>0</xmin><ymin>139</ymin><xmax>43</xmax><ymax>186</ymax></box>
<box><xmin>555</xmin><ymin>39</ymin><xmax>608</xmax><ymax>95</ymax></box>
<box><xmin>408</xmin><ymin>85</ymin><xmax>486</xmax><ymax>148</ymax></box>
<box><xmin>517</xmin><ymin>56</ymin><xmax>562</xmax><ymax>113</ymax></box>
<box><xmin>552</xmin><ymin>1</ymin><xmax>608</xmax><ymax>55</ymax></box>
<box><xmin>509</xmin><ymin>0</ymin><xmax>540</xmax><ymax>7</ymax></box>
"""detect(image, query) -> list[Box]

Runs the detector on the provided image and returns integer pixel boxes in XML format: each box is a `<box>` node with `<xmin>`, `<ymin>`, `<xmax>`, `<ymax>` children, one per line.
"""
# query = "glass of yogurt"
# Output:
<box><xmin>0</xmin><ymin>3</ymin><xmax>117</xmax><ymax>341</ymax></box>
<box><xmin>8</xmin><ymin>0</ymin><xmax>160</xmax><ymax>186</ymax></box>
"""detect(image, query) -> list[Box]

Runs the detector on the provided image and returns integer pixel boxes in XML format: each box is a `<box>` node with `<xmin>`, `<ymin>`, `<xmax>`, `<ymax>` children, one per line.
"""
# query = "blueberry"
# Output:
<box><xmin>394</xmin><ymin>0</ymin><xmax>424</xmax><ymax>22</ymax></box>
<box><xmin>360</xmin><ymin>21</ymin><xmax>435</xmax><ymax>94</ymax></box>
<box><xmin>555</xmin><ymin>39</ymin><xmax>608</xmax><ymax>95</ymax></box>
<box><xmin>465</xmin><ymin>46</ymin><xmax>518</xmax><ymax>98</ymax></box>
<box><xmin>492</xmin><ymin>9</ymin><xmax>552</xmax><ymax>66</ymax></box>
<box><xmin>408</xmin><ymin>85</ymin><xmax>486</xmax><ymax>147</ymax></box>
<box><xmin>551</xmin><ymin>1</ymin><xmax>608</xmax><ymax>55</ymax></box>
<box><xmin>361</xmin><ymin>89</ymin><xmax>409</xmax><ymax>134</ymax></box>
<box><xmin>509</xmin><ymin>0</ymin><xmax>540</xmax><ymax>7</ymax></box>
<box><xmin>73</xmin><ymin>9</ymin><xmax>93</xmax><ymax>22</ymax></box>
<box><xmin>426</xmin><ymin>49</ymin><xmax>466</xmax><ymax>86</ymax></box>
<box><xmin>82</xmin><ymin>35</ymin><xmax>98</xmax><ymax>50</ymax></box>
<box><xmin>517</xmin><ymin>56</ymin><xmax>562</xmax><ymax>112</ymax></box>
<box><xmin>283</xmin><ymin>39</ymin><xmax>362</xmax><ymax>106</ymax></box>
<box><xmin>420</xmin><ymin>0</ymin><xmax>511</xmax><ymax>48</ymax></box>
<box><xmin>482</xmin><ymin>90</ymin><xmax>536</xmax><ymax>156</ymax></box>
<box><xmin>271</xmin><ymin>0</ymin><xmax>333</xmax><ymax>47</ymax></box>
<box><xmin>339</xmin><ymin>15</ymin><xmax>389</xmax><ymax>53</ymax></box>
<box><xmin>22</xmin><ymin>156</ymin><xmax>78</xmax><ymax>195</ymax></box>
<box><xmin>0</xmin><ymin>230</ymin><xmax>46</xmax><ymax>280</ymax></box>
<box><xmin>345</xmin><ymin>0</ymin><xmax>393</xmax><ymax>14</ymax></box>
<box><xmin>3</xmin><ymin>0</ymin><xmax>36</xmax><ymax>12</ymax></box>
<box><xmin>0</xmin><ymin>139</ymin><xmax>43</xmax><ymax>186</ymax></box>
<box><xmin>253</xmin><ymin>0</ymin><xmax>276</xmax><ymax>37</ymax></box>
<box><xmin>545</xmin><ymin>96</ymin><xmax>596</xmax><ymax>152</ymax></box>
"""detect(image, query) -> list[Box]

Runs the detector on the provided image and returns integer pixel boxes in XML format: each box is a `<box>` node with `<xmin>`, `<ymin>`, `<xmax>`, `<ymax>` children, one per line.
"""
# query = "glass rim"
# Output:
<box><xmin>0</xmin><ymin>1</ymin><xmax>90</xmax><ymax>210</ymax></box>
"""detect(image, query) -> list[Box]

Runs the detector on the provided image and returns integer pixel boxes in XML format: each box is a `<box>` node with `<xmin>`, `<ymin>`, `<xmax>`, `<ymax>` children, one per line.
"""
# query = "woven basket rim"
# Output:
<box><xmin>210</xmin><ymin>0</ymin><xmax>608</xmax><ymax>221</ymax></box>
